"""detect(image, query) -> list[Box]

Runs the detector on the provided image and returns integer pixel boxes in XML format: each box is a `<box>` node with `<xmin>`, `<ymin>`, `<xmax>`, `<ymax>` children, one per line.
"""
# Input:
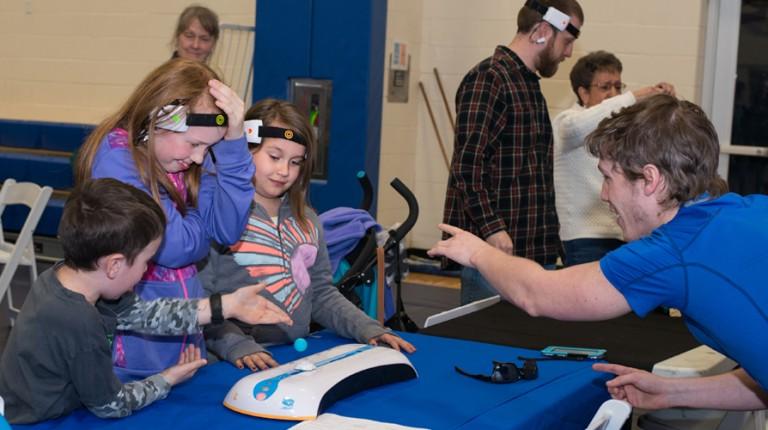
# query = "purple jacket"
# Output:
<box><xmin>91</xmin><ymin>128</ymin><xmax>255</xmax><ymax>380</ymax></box>
<box><xmin>319</xmin><ymin>207</ymin><xmax>380</xmax><ymax>273</ymax></box>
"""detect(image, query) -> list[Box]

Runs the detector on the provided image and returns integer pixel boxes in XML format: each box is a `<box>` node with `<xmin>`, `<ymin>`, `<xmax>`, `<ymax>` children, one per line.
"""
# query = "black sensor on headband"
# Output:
<box><xmin>244</xmin><ymin>119</ymin><xmax>307</xmax><ymax>146</ymax></box>
<box><xmin>142</xmin><ymin>103</ymin><xmax>229</xmax><ymax>143</ymax></box>
<box><xmin>524</xmin><ymin>0</ymin><xmax>580</xmax><ymax>39</ymax></box>
<box><xmin>154</xmin><ymin>102</ymin><xmax>228</xmax><ymax>133</ymax></box>
<box><xmin>257</xmin><ymin>126</ymin><xmax>307</xmax><ymax>146</ymax></box>
<box><xmin>186</xmin><ymin>113</ymin><xmax>228</xmax><ymax>127</ymax></box>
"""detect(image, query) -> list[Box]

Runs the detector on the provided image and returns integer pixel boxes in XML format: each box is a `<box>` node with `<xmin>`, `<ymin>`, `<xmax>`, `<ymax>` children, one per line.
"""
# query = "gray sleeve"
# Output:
<box><xmin>309</xmin><ymin>221</ymin><xmax>389</xmax><ymax>342</ymax></box>
<box><xmin>116</xmin><ymin>298</ymin><xmax>201</xmax><ymax>335</ymax></box>
<box><xmin>199</xmin><ymin>244</ymin><xmax>272</xmax><ymax>363</ymax></box>
<box><xmin>197</xmin><ymin>247</ymin><xmax>217</xmax><ymax>294</ymax></box>
<box><xmin>199</xmin><ymin>242</ymin><xmax>248</xmax><ymax>295</ymax></box>
<box><xmin>87</xmin><ymin>374</ymin><xmax>171</xmax><ymax>418</ymax></box>
<box><xmin>204</xmin><ymin>320</ymin><xmax>270</xmax><ymax>364</ymax></box>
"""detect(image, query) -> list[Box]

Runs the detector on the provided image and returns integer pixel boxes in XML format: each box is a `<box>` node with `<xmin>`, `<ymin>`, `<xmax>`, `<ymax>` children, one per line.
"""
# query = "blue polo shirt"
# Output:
<box><xmin>601</xmin><ymin>193</ymin><xmax>768</xmax><ymax>389</ymax></box>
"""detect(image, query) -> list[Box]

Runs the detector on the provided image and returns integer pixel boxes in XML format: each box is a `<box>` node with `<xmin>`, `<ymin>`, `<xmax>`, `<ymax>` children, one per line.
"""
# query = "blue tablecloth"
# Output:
<box><xmin>16</xmin><ymin>332</ymin><xmax>610</xmax><ymax>430</ymax></box>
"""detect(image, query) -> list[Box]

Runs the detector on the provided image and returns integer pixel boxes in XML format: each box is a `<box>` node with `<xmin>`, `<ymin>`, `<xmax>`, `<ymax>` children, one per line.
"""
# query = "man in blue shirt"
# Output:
<box><xmin>429</xmin><ymin>94</ymin><xmax>768</xmax><ymax>411</ymax></box>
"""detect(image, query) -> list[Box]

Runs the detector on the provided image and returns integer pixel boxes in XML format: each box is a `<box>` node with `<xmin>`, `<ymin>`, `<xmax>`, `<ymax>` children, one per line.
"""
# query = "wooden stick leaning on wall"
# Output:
<box><xmin>376</xmin><ymin>246</ymin><xmax>386</xmax><ymax>324</ymax></box>
<box><xmin>418</xmin><ymin>81</ymin><xmax>450</xmax><ymax>170</ymax></box>
<box><xmin>433</xmin><ymin>67</ymin><xmax>455</xmax><ymax>133</ymax></box>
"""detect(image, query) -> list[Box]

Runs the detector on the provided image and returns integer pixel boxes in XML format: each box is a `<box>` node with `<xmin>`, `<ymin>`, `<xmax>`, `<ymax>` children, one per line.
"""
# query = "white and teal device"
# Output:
<box><xmin>223</xmin><ymin>343</ymin><xmax>417</xmax><ymax>421</ymax></box>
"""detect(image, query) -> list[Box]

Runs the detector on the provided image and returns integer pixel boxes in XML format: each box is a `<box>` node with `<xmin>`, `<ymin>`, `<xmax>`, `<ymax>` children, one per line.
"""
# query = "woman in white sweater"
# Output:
<box><xmin>553</xmin><ymin>51</ymin><xmax>674</xmax><ymax>266</ymax></box>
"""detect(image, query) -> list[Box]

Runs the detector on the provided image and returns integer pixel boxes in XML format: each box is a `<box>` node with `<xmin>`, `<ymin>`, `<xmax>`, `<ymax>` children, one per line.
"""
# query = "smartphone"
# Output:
<box><xmin>541</xmin><ymin>345</ymin><xmax>606</xmax><ymax>360</ymax></box>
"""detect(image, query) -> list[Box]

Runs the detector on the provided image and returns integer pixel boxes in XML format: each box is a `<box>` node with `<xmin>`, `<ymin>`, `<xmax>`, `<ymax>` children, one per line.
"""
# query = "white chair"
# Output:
<box><xmin>586</xmin><ymin>399</ymin><xmax>632</xmax><ymax>430</ymax></box>
<box><xmin>638</xmin><ymin>345</ymin><xmax>766</xmax><ymax>430</ymax></box>
<box><xmin>210</xmin><ymin>23</ymin><xmax>255</xmax><ymax>104</ymax></box>
<box><xmin>0</xmin><ymin>395</ymin><xmax>10</xmax><ymax>430</ymax></box>
<box><xmin>0</xmin><ymin>179</ymin><xmax>53</xmax><ymax>323</ymax></box>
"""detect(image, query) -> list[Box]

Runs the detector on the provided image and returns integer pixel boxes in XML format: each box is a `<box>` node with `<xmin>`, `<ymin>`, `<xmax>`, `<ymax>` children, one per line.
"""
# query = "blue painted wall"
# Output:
<box><xmin>253</xmin><ymin>0</ymin><xmax>387</xmax><ymax>214</ymax></box>
<box><xmin>0</xmin><ymin>120</ymin><xmax>91</xmax><ymax>236</ymax></box>
<box><xmin>0</xmin><ymin>119</ymin><xmax>92</xmax><ymax>153</ymax></box>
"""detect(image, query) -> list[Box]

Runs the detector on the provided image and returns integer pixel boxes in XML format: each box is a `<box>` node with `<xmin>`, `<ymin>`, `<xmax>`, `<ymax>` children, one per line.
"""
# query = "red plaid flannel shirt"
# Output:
<box><xmin>443</xmin><ymin>46</ymin><xmax>561</xmax><ymax>265</ymax></box>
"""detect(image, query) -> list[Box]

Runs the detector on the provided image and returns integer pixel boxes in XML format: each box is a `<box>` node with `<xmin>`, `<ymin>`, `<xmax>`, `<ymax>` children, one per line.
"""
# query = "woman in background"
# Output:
<box><xmin>172</xmin><ymin>5</ymin><xmax>219</xmax><ymax>62</ymax></box>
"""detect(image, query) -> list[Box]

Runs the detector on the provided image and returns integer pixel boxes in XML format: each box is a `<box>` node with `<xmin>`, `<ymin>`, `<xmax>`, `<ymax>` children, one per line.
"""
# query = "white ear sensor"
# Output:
<box><xmin>535</xmin><ymin>37</ymin><xmax>547</xmax><ymax>44</ymax></box>
<box><xmin>244</xmin><ymin>119</ymin><xmax>263</xmax><ymax>144</ymax></box>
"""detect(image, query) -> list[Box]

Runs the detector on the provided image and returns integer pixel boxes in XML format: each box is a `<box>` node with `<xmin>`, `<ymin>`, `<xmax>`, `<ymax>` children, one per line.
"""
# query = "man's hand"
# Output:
<box><xmin>223</xmin><ymin>283</ymin><xmax>293</xmax><ymax>325</ymax></box>
<box><xmin>236</xmin><ymin>351</ymin><xmax>279</xmax><ymax>371</ymax></box>
<box><xmin>369</xmin><ymin>333</ymin><xmax>416</xmax><ymax>353</ymax></box>
<box><xmin>428</xmin><ymin>223</ymin><xmax>494</xmax><ymax>267</ymax></box>
<box><xmin>486</xmin><ymin>230</ymin><xmax>514</xmax><ymax>254</ymax></box>
<box><xmin>593</xmin><ymin>363</ymin><xmax>675</xmax><ymax>410</ymax></box>
<box><xmin>160</xmin><ymin>345</ymin><xmax>207</xmax><ymax>386</ymax></box>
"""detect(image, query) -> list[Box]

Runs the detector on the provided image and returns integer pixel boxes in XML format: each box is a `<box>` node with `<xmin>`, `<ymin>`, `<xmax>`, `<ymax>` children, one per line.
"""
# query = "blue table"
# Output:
<box><xmin>17</xmin><ymin>332</ymin><xmax>610</xmax><ymax>430</ymax></box>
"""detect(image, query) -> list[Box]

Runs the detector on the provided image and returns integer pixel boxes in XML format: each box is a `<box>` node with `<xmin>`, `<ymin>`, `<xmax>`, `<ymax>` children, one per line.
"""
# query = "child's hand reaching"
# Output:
<box><xmin>223</xmin><ymin>283</ymin><xmax>293</xmax><ymax>326</ymax></box>
<box><xmin>159</xmin><ymin>345</ymin><xmax>207</xmax><ymax>386</ymax></box>
<box><xmin>208</xmin><ymin>79</ymin><xmax>244</xmax><ymax>141</ymax></box>
<box><xmin>369</xmin><ymin>333</ymin><xmax>416</xmax><ymax>353</ymax></box>
<box><xmin>236</xmin><ymin>351</ymin><xmax>279</xmax><ymax>371</ymax></box>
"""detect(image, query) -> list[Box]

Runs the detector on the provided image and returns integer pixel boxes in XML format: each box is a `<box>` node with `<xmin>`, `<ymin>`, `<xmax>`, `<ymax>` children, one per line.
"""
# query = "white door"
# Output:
<box><xmin>703</xmin><ymin>0</ymin><xmax>768</xmax><ymax>195</ymax></box>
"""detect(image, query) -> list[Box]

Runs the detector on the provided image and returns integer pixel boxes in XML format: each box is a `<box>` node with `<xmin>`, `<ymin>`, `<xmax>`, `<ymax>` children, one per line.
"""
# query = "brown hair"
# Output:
<box><xmin>75</xmin><ymin>58</ymin><xmax>222</xmax><ymax>214</ymax></box>
<box><xmin>173</xmin><ymin>5</ymin><xmax>220</xmax><ymax>51</ymax></box>
<box><xmin>245</xmin><ymin>99</ymin><xmax>315</xmax><ymax>232</ymax></box>
<box><xmin>517</xmin><ymin>0</ymin><xmax>584</xmax><ymax>34</ymax></box>
<box><xmin>60</xmin><ymin>178</ymin><xmax>166</xmax><ymax>270</ymax></box>
<box><xmin>586</xmin><ymin>94</ymin><xmax>728</xmax><ymax>207</ymax></box>
<box><xmin>570</xmin><ymin>51</ymin><xmax>622</xmax><ymax>105</ymax></box>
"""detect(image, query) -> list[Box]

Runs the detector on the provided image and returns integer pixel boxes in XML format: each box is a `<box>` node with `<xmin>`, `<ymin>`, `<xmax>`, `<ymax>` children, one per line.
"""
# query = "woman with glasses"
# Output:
<box><xmin>553</xmin><ymin>50</ymin><xmax>674</xmax><ymax>266</ymax></box>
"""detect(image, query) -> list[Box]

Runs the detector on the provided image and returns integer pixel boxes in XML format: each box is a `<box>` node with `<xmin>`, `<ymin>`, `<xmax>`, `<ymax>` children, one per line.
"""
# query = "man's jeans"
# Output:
<box><xmin>460</xmin><ymin>263</ymin><xmax>557</xmax><ymax>305</ymax></box>
<box><xmin>562</xmin><ymin>238</ymin><xmax>624</xmax><ymax>267</ymax></box>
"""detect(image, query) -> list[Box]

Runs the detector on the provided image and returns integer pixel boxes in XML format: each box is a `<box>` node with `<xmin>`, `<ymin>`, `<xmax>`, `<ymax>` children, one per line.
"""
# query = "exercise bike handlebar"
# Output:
<box><xmin>388</xmin><ymin>178</ymin><xmax>419</xmax><ymax>243</ymax></box>
<box><xmin>356</xmin><ymin>171</ymin><xmax>374</xmax><ymax>212</ymax></box>
<box><xmin>335</xmin><ymin>177</ymin><xmax>418</xmax><ymax>292</ymax></box>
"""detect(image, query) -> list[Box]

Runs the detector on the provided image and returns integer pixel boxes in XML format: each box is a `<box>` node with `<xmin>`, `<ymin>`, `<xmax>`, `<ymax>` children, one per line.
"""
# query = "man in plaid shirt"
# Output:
<box><xmin>443</xmin><ymin>0</ymin><xmax>583</xmax><ymax>304</ymax></box>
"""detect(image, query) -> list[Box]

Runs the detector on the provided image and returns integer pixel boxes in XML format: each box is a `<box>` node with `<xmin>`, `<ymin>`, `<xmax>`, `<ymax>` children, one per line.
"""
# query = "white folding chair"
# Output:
<box><xmin>0</xmin><ymin>395</ymin><xmax>9</xmax><ymax>430</ymax></box>
<box><xmin>0</xmin><ymin>394</ymin><xmax>6</xmax><ymax>422</ymax></box>
<box><xmin>638</xmin><ymin>345</ymin><xmax>766</xmax><ymax>430</ymax></box>
<box><xmin>209</xmin><ymin>23</ymin><xmax>255</xmax><ymax>105</ymax></box>
<box><xmin>586</xmin><ymin>399</ymin><xmax>632</xmax><ymax>430</ymax></box>
<box><xmin>0</xmin><ymin>179</ymin><xmax>53</xmax><ymax>324</ymax></box>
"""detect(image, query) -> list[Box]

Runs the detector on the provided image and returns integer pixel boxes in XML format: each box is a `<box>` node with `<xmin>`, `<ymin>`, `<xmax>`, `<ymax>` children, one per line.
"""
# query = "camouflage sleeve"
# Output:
<box><xmin>116</xmin><ymin>298</ymin><xmax>201</xmax><ymax>335</ymax></box>
<box><xmin>87</xmin><ymin>374</ymin><xmax>171</xmax><ymax>418</ymax></box>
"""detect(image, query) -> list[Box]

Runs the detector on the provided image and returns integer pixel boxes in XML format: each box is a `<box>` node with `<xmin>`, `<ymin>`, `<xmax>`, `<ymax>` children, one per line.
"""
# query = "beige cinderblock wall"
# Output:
<box><xmin>0</xmin><ymin>0</ymin><xmax>255</xmax><ymax>125</ymax></box>
<box><xmin>377</xmin><ymin>0</ymin><xmax>424</xmax><ymax>236</ymax></box>
<box><xmin>379</xmin><ymin>0</ymin><xmax>708</xmax><ymax>250</ymax></box>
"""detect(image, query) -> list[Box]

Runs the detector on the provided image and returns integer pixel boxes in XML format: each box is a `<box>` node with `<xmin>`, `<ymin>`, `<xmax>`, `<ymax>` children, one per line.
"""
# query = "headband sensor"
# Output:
<box><xmin>244</xmin><ymin>119</ymin><xmax>307</xmax><ymax>146</ymax></box>
<box><xmin>154</xmin><ymin>103</ymin><xmax>228</xmax><ymax>133</ymax></box>
<box><xmin>524</xmin><ymin>0</ymin><xmax>580</xmax><ymax>39</ymax></box>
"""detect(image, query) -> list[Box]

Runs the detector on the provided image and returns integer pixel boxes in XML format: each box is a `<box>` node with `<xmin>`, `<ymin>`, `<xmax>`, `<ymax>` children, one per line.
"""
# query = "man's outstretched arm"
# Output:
<box><xmin>428</xmin><ymin>223</ymin><xmax>631</xmax><ymax>321</ymax></box>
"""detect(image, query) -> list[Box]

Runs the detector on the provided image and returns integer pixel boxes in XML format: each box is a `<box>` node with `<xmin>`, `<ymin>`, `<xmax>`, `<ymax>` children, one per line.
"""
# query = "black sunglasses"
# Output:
<box><xmin>454</xmin><ymin>359</ymin><xmax>538</xmax><ymax>384</ymax></box>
